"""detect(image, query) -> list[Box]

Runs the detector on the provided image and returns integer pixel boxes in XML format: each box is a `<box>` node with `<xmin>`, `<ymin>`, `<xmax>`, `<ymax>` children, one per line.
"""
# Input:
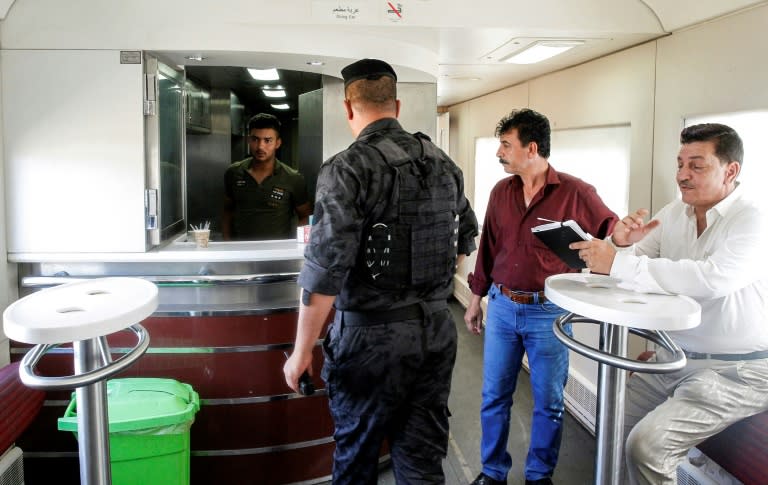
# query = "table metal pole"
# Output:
<box><xmin>73</xmin><ymin>338</ymin><xmax>112</xmax><ymax>485</ymax></box>
<box><xmin>594</xmin><ymin>323</ymin><xmax>628</xmax><ymax>485</ymax></box>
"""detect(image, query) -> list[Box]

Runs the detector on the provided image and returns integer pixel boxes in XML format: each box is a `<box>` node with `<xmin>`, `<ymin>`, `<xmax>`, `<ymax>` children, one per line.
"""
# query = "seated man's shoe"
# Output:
<box><xmin>470</xmin><ymin>472</ymin><xmax>506</xmax><ymax>485</ymax></box>
<box><xmin>525</xmin><ymin>479</ymin><xmax>553</xmax><ymax>485</ymax></box>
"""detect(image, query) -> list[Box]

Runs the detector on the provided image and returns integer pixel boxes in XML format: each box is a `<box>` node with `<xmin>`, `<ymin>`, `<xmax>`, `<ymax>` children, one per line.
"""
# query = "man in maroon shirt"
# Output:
<box><xmin>465</xmin><ymin>109</ymin><xmax>617</xmax><ymax>485</ymax></box>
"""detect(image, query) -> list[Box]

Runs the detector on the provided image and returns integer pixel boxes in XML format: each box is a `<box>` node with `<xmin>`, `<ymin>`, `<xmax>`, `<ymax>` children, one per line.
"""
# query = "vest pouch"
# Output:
<box><xmin>362</xmin><ymin>222</ymin><xmax>411</xmax><ymax>290</ymax></box>
<box><xmin>410</xmin><ymin>211</ymin><xmax>458</xmax><ymax>287</ymax></box>
<box><xmin>358</xmin><ymin>132</ymin><xmax>460</xmax><ymax>291</ymax></box>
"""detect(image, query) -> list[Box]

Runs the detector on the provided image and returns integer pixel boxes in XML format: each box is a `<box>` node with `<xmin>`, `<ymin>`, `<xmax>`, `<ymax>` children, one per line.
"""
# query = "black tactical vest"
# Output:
<box><xmin>356</xmin><ymin>132</ymin><xmax>460</xmax><ymax>291</ymax></box>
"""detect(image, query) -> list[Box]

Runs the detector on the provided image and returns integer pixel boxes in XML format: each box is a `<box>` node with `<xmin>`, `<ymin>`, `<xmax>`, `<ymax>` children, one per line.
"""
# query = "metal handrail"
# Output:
<box><xmin>21</xmin><ymin>272</ymin><xmax>299</xmax><ymax>288</ymax></box>
<box><xmin>18</xmin><ymin>324</ymin><xmax>150</xmax><ymax>390</ymax></box>
<box><xmin>553</xmin><ymin>313</ymin><xmax>686</xmax><ymax>373</ymax></box>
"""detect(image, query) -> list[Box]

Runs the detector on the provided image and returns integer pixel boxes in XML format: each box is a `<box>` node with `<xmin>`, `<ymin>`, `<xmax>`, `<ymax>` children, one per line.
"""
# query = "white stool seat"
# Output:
<box><xmin>545</xmin><ymin>273</ymin><xmax>700</xmax><ymax>331</ymax></box>
<box><xmin>3</xmin><ymin>277</ymin><xmax>158</xmax><ymax>345</ymax></box>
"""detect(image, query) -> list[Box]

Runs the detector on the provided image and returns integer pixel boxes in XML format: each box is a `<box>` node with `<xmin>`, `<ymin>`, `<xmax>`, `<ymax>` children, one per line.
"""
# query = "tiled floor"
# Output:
<box><xmin>377</xmin><ymin>300</ymin><xmax>596</xmax><ymax>485</ymax></box>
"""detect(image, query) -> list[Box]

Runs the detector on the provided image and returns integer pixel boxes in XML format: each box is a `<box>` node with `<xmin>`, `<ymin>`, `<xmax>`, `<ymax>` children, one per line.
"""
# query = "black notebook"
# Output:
<box><xmin>531</xmin><ymin>220</ymin><xmax>592</xmax><ymax>269</ymax></box>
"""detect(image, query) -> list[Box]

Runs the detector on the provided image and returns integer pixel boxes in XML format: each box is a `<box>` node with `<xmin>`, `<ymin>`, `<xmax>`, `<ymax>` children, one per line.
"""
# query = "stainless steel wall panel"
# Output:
<box><xmin>18</xmin><ymin>259</ymin><xmax>303</xmax><ymax>312</ymax></box>
<box><xmin>186</xmin><ymin>88</ymin><xmax>232</xmax><ymax>237</ymax></box>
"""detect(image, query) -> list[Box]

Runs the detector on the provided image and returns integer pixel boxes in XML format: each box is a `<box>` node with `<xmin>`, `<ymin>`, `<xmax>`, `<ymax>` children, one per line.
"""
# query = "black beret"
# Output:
<box><xmin>341</xmin><ymin>59</ymin><xmax>397</xmax><ymax>88</ymax></box>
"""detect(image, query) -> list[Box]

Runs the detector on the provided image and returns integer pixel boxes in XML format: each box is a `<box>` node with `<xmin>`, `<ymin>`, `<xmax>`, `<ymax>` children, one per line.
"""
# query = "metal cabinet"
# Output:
<box><xmin>185</xmin><ymin>78</ymin><xmax>211</xmax><ymax>134</ymax></box>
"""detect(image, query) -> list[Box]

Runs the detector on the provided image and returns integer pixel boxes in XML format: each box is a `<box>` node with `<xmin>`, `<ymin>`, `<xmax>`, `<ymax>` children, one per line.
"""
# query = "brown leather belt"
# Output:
<box><xmin>496</xmin><ymin>284</ymin><xmax>547</xmax><ymax>304</ymax></box>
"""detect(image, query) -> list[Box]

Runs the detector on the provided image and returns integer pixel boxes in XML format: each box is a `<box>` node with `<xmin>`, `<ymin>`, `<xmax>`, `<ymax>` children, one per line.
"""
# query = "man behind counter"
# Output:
<box><xmin>223</xmin><ymin>113</ymin><xmax>312</xmax><ymax>240</ymax></box>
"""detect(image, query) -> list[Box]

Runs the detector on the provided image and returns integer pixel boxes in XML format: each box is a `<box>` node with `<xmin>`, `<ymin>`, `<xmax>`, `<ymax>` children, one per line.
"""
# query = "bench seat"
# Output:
<box><xmin>697</xmin><ymin>411</ymin><xmax>768</xmax><ymax>485</ymax></box>
<box><xmin>0</xmin><ymin>362</ymin><xmax>45</xmax><ymax>452</ymax></box>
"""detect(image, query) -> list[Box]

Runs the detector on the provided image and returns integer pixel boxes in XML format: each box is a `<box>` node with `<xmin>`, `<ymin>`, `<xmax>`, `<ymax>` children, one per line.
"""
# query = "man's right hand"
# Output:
<box><xmin>464</xmin><ymin>295</ymin><xmax>484</xmax><ymax>335</ymax></box>
<box><xmin>611</xmin><ymin>208</ymin><xmax>661</xmax><ymax>247</ymax></box>
<box><xmin>283</xmin><ymin>351</ymin><xmax>313</xmax><ymax>394</ymax></box>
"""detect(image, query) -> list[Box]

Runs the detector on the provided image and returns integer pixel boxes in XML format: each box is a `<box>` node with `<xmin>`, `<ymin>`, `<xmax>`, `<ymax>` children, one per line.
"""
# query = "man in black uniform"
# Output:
<box><xmin>284</xmin><ymin>59</ymin><xmax>478</xmax><ymax>484</ymax></box>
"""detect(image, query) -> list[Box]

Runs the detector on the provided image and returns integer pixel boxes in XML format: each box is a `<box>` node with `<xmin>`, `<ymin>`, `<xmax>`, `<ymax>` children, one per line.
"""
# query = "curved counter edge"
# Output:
<box><xmin>8</xmin><ymin>239</ymin><xmax>306</xmax><ymax>264</ymax></box>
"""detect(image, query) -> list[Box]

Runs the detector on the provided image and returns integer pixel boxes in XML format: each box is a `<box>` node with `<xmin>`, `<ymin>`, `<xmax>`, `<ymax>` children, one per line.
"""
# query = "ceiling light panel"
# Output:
<box><xmin>482</xmin><ymin>37</ymin><xmax>593</xmax><ymax>64</ymax></box>
<box><xmin>502</xmin><ymin>41</ymin><xmax>585</xmax><ymax>64</ymax></box>
<box><xmin>248</xmin><ymin>68</ymin><xmax>280</xmax><ymax>81</ymax></box>
<box><xmin>262</xmin><ymin>89</ymin><xmax>286</xmax><ymax>98</ymax></box>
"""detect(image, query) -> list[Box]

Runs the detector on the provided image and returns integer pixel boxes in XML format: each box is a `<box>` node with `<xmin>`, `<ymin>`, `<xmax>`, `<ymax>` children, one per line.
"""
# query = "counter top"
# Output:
<box><xmin>8</xmin><ymin>239</ymin><xmax>306</xmax><ymax>263</ymax></box>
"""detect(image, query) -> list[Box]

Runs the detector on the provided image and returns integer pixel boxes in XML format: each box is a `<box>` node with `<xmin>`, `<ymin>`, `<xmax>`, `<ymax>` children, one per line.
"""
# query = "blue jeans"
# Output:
<box><xmin>480</xmin><ymin>284</ymin><xmax>571</xmax><ymax>482</ymax></box>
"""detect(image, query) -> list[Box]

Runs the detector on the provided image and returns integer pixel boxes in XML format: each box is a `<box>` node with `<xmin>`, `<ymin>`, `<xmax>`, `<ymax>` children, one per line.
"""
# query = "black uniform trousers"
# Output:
<box><xmin>321</xmin><ymin>301</ymin><xmax>456</xmax><ymax>484</ymax></box>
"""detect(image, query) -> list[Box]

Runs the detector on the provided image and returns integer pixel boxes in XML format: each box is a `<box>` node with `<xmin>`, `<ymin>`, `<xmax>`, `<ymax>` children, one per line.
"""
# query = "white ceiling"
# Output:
<box><xmin>1</xmin><ymin>0</ymin><xmax>766</xmax><ymax>107</ymax></box>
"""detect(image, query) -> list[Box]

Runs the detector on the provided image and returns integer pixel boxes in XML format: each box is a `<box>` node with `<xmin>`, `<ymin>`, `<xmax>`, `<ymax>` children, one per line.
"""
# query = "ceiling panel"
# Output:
<box><xmin>642</xmin><ymin>0</ymin><xmax>767</xmax><ymax>31</ymax></box>
<box><xmin>2</xmin><ymin>0</ymin><xmax>764</xmax><ymax>107</ymax></box>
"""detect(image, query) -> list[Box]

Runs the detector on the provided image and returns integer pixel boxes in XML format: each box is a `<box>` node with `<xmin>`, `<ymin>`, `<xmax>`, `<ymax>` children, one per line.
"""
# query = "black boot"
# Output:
<box><xmin>470</xmin><ymin>472</ymin><xmax>507</xmax><ymax>485</ymax></box>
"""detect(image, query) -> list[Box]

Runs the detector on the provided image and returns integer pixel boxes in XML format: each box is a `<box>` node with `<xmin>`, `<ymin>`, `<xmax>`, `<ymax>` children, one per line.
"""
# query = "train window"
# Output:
<box><xmin>473</xmin><ymin>125</ymin><xmax>630</xmax><ymax>228</ymax></box>
<box><xmin>685</xmin><ymin>111</ymin><xmax>767</xmax><ymax>195</ymax></box>
<box><xmin>549</xmin><ymin>126</ymin><xmax>631</xmax><ymax>218</ymax></box>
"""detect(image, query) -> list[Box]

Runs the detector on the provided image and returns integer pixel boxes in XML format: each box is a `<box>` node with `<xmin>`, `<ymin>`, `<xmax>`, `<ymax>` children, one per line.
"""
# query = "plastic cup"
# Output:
<box><xmin>192</xmin><ymin>229</ymin><xmax>210</xmax><ymax>248</ymax></box>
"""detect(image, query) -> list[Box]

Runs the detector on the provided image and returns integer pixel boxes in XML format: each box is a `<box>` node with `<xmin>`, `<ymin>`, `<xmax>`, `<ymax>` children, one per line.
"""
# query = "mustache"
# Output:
<box><xmin>498</xmin><ymin>158</ymin><xmax>509</xmax><ymax>165</ymax></box>
<box><xmin>679</xmin><ymin>182</ymin><xmax>694</xmax><ymax>189</ymax></box>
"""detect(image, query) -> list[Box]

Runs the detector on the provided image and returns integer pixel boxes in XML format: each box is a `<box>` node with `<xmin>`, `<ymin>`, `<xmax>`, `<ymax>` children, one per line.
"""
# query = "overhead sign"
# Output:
<box><xmin>312</xmin><ymin>1</ymin><xmax>373</xmax><ymax>23</ymax></box>
<box><xmin>386</xmin><ymin>2</ymin><xmax>403</xmax><ymax>22</ymax></box>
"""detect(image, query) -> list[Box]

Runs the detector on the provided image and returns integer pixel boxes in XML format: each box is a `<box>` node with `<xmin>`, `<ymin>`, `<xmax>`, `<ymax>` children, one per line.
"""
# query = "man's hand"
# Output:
<box><xmin>283</xmin><ymin>292</ymin><xmax>335</xmax><ymax>393</ymax></box>
<box><xmin>464</xmin><ymin>294</ymin><xmax>484</xmax><ymax>335</ymax></box>
<box><xmin>611</xmin><ymin>208</ymin><xmax>660</xmax><ymax>247</ymax></box>
<box><xmin>283</xmin><ymin>350</ymin><xmax>313</xmax><ymax>394</ymax></box>
<box><xmin>570</xmin><ymin>238</ymin><xmax>617</xmax><ymax>275</ymax></box>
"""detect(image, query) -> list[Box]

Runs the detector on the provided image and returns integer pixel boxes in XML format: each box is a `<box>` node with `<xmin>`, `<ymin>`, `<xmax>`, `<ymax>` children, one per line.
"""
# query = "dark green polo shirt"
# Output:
<box><xmin>224</xmin><ymin>158</ymin><xmax>309</xmax><ymax>240</ymax></box>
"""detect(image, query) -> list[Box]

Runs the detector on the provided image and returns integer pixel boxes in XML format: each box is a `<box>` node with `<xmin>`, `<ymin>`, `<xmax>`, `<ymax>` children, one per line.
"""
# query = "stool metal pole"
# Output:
<box><xmin>73</xmin><ymin>338</ymin><xmax>112</xmax><ymax>485</ymax></box>
<box><xmin>553</xmin><ymin>313</ymin><xmax>686</xmax><ymax>485</ymax></box>
<box><xmin>595</xmin><ymin>323</ymin><xmax>627</xmax><ymax>485</ymax></box>
<box><xmin>5</xmin><ymin>278</ymin><xmax>157</xmax><ymax>485</ymax></box>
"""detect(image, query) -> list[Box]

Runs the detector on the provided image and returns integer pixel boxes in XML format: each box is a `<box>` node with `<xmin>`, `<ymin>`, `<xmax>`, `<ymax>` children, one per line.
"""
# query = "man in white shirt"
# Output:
<box><xmin>571</xmin><ymin>123</ymin><xmax>768</xmax><ymax>485</ymax></box>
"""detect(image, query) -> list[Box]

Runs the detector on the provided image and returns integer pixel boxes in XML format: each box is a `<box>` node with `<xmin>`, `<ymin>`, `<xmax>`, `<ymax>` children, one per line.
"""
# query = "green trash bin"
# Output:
<box><xmin>58</xmin><ymin>378</ymin><xmax>200</xmax><ymax>485</ymax></box>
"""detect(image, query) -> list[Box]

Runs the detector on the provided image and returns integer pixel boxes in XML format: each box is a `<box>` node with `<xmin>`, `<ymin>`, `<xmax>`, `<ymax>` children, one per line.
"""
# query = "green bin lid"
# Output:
<box><xmin>58</xmin><ymin>378</ymin><xmax>200</xmax><ymax>433</ymax></box>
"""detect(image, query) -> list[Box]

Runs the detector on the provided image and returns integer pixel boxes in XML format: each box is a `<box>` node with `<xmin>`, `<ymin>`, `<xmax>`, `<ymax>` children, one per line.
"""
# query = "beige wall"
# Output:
<box><xmin>447</xmin><ymin>4</ymin><xmax>768</xmax><ymax>284</ymax></box>
<box><xmin>448</xmin><ymin>84</ymin><xmax>529</xmax><ymax>288</ymax></box>
<box><xmin>529</xmin><ymin>41</ymin><xmax>657</xmax><ymax>214</ymax></box>
<box><xmin>446</xmin><ymin>4</ymin><xmax>768</xmax><ymax>386</ymax></box>
<box><xmin>322</xmin><ymin>77</ymin><xmax>439</xmax><ymax>161</ymax></box>
<box><xmin>447</xmin><ymin>41</ymin><xmax>658</xmax><ymax>386</ymax></box>
<box><xmin>450</xmin><ymin>84</ymin><xmax>529</xmax><ymax>204</ymax></box>
<box><xmin>449</xmin><ymin>42</ymin><xmax>657</xmax><ymax>296</ymax></box>
<box><xmin>449</xmin><ymin>41</ymin><xmax>656</xmax><ymax>228</ymax></box>
<box><xmin>0</xmin><ymin>42</ymin><xmax>15</xmax><ymax>366</ymax></box>
<box><xmin>652</xmin><ymin>4</ymin><xmax>768</xmax><ymax>209</ymax></box>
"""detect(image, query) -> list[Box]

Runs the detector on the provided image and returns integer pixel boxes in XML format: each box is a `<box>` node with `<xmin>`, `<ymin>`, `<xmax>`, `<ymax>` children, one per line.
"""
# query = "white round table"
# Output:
<box><xmin>545</xmin><ymin>273</ymin><xmax>700</xmax><ymax>485</ymax></box>
<box><xmin>2</xmin><ymin>277</ymin><xmax>158</xmax><ymax>485</ymax></box>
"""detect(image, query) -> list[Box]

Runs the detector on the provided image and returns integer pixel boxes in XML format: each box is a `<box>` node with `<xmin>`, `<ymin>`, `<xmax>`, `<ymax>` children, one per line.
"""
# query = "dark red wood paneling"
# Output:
<box><xmin>190</xmin><ymin>443</ymin><xmax>336</xmax><ymax>485</ymax></box>
<box><xmin>192</xmin><ymin>396</ymin><xmax>334</xmax><ymax>449</ymax></box>
<box><xmin>697</xmin><ymin>411</ymin><xmax>768</xmax><ymax>485</ymax></box>
<box><xmin>107</xmin><ymin>312</ymin><xmax>301</xmax><ymax>347</ymax></box>
<box><xmin>11</xmin><ymin>311</ymin><xmax>340</xmax><ymax>484</ymax></box>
